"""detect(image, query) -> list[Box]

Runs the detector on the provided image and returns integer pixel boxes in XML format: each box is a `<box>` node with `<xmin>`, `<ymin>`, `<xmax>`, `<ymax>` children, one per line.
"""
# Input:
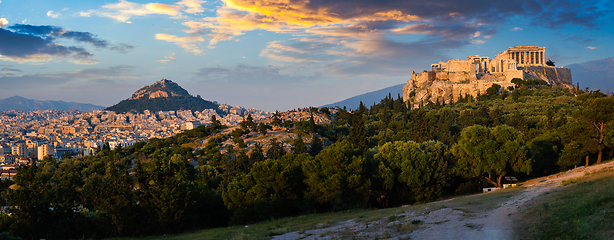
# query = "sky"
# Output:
<box><xmin>0</xmin><ymin>0</ymin><xmax>613</xmax><ymax>111</ymax></box>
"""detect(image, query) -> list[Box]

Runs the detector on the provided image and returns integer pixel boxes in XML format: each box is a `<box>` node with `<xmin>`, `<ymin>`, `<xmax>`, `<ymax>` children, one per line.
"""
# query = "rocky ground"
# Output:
<box><xmin>270</xmin><ymin>161</ymin><xmax>614</xmax><ymax>240</ymax></box>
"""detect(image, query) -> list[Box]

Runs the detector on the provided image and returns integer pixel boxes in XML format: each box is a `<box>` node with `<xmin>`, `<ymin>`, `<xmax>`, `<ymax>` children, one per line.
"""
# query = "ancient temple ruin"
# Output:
<box><xmin>402</xmin><ymin>46</ymin><xmax>572</xmax><ymax>108</ymax></box>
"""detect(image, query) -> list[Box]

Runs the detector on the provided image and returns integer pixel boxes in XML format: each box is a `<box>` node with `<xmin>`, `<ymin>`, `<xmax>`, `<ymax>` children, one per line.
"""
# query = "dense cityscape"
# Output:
<box><xmin>0</xmin><ymin>105</ymin><xmax>271</xmax><ymax>176</ymax></box>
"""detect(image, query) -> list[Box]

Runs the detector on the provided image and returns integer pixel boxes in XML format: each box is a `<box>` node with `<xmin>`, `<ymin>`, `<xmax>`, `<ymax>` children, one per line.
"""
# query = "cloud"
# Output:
<box><xmin>392</xmin><ymin>23</ymin><xmax>487</xmax><ymax>40</ymax></box>
<box><xmin>194</xmin><ymin>64</ymin><xmax>318</xmax><ymax>83</ymax></box>
<box><xmin>586</xmin><ymin>46</ymin><xmax>597</xmax><ymax>50</ymax></box>
<box><xmin>47</xmin><ymin>10</ymin><xmax>61</xmax><ymax>18</ymax></box>
<box><xmin>0</xmin><ymin>24</ymin><xmax>134</xmax><ymax>63</ymax></box>
<box><xmin>0</xmin><ymin>67</ymin><xmax>22</xmax><ymax>76</ymax></box>
<box><xmin>44</xmin><ymin>65</ymin><xmax>139</xmax><ymax>80</ymax></box>
<box><xmin>0</xmin><ymin>28</ymin><xmax>91</xmax><ymax>62</ymax></box>
<box><xmin>177</xmin><ymin>0</ymin><xmax>605</xmax><ymax>48</ymax></box>
<box><xmin>78</xmin><ymin>0</ymin><xmax>208</xmax><ymax>23</ymax></box>
<box><xmin>512</xmin><ymin>27</ymin><xmax>523</xmax><ymax>31</ymax></box>
<box><xmin>9</xmin><ymin>24</ymin><xmax>131</xmax><ymax>49</ymax></box>
<box><xmin>0</xmin><ymin>18</ymin><xmax>8</xmax><ymax>27</ymax></box>
<box><xmin>157</xmin><ymin>53</ymin><xmax>177</xmax><ymax>63</ymax></box>
<box><xmin>110</xmin><ymin>43</ymin><xmax>136</xmax><ymax>53</ymax></box>
<box><xmin>259</xmin><ymin>36</ymin><xmax>462</xmax><ymax>78</ymax></box>
<box><xmin>155</xmin><ymin>33</ymin><xmax>204</xmax><ymax>53</ymax></box>
<box><xmin>178</xmin><ymin>0</ymin><xmax>206</xmax><ymax>14</ymax></box>
<box><xmin>80</xmin><ymin>0</ymin><xmax>187</xmax><ymax>23</ymax></box>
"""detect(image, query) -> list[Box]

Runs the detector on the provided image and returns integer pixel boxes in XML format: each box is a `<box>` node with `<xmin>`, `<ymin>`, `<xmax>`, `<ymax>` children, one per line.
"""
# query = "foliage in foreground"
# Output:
<box><xmin>2</xmin><ymin>85</ymin><xmax>614</xmax><ymax>239</ymax></box>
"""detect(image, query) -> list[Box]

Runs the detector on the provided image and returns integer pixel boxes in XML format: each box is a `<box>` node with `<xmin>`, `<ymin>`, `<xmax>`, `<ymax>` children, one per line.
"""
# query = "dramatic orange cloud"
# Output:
<box><xmin>222</xmin><ymin>0</ymin><xmax>418</xmax><ymax>26</ymax></box>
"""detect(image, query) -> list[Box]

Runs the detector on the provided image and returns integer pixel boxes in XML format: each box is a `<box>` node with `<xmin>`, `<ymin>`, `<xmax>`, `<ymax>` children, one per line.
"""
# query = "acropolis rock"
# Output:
<box><xmin>402</xmin><ymin>46</ymin><xmax>573</xmax><ymax>109</ymax></box>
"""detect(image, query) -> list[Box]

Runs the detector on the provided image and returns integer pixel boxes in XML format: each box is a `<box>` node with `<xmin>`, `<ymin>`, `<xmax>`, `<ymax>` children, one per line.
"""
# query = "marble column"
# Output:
<box><xmin>531</xmin><ymin>52</ymin><xmax>535</xmax><ymax>64</ymax></box>
<box><xmin>541</xmin><ymin>51</ymin><xmax>544</xmax><ymax>65</ymax></box>
<box><xmin>532</xmin><ymin>52</ymin><xmax>535</xmax><ymax>64</ymax></box>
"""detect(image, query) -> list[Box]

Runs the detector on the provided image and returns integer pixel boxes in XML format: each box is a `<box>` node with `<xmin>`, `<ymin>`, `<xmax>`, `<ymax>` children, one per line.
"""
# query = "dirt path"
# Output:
<box><xmin>272</xmin><ymin>161</ymin><xmax>614</xmax><ymax>240</ymax></box>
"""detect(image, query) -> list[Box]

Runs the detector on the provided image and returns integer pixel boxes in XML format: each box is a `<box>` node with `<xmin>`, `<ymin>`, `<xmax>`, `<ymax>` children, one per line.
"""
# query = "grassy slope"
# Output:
<box><xmin>517</xmin><ymin>168</ymin><xmax>614</xmax><ymax>239</ymax></box>
<box><xmin>110</xmin><ymin>187</ymin><xmax>523</xmax><ymax>240</ymax></box>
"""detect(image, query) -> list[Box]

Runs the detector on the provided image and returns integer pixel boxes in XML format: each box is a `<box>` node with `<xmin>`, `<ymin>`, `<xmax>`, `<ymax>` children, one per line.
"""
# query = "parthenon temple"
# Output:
<box><xmin>429</xmin><ymin>46</ymin><xmax>547</xmax><ymax>78</ymax></box>
<box><xmin>403</xmin><ymin>45</ymin><xmax>573</xmax><ymax>109</ymax></box>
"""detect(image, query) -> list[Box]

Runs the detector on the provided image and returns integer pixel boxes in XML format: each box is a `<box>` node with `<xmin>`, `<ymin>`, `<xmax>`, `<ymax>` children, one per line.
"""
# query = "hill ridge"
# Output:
<box><xmin>0</xmin><ymin>96</ymin><xmax>104</xmax><ymax>112</ymax></box>
<box><xmin>105</xmin><ymin>78</ymin><xmax>220</xmax><ymax>113</ymax></box>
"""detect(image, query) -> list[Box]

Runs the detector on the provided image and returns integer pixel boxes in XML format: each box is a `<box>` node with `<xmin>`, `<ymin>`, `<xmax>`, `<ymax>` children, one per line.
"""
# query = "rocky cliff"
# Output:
<box><xmin>402</xmin><ymin>66</ymin><xmax>573</xmax><ymax>109</ymax></box>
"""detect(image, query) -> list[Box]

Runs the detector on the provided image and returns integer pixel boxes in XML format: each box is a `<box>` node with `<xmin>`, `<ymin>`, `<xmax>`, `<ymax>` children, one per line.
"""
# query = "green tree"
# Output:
<box><xmin>350</xmin><ymin>111</ymin><xmax>367</xmax><ymax>150</ymax></box>
<box><xmin>249</xmin><ymin>143</ymin><xmax>265</xmax><ymax>163</ymax></box>
<box><xmin>271</xmin><ymin>111</ymin><xmax>282</xmax><ymax>126</ymax></box>
<box><xmin>302</xmin><ymin>140</ymin><xmax>370</xmax><ymax>209</ymax></box>
<box><xmin>308</xmin><ymin>114</ymin><xmax>317</xmax><ymax>133</ymax></box>
<box><xmin>451</xmin><ymin>125</ymin><xmax>532</xmax><ymax>187</ymax></box>
<box><xmin>546</xmin><ymin>59</ymin><xmax>555</xmax><ymax>66</ymax></box>
<box><xmin>373</xmin><ymin>141</ymin><xmax>450</xmax><ymax>206</ymax></box>
<box><xmin>245</xmin><ymin>114</ymin><xmax>256</xmax><ymax>131</ymax></box>
<box><xmin>258</xmin><ymin>122</ymin><xmax>268</xmax><ymax>136</ymax></box>
<box><xmin>581</xmin><ymin>96</ymin><xmax>614</xmax><ymax>163</ymax></box>
<box><xmin>319</xmin><ymin>107</ymin><xmax>330</xmax><ymax>116</ymax></box>
<box><xmin>557</xmin><ymin>141</ymin><xmax>588</xmax><ymax>169</ymax></box>
<box><xmin>135</xmin><ymin>154</ymin><xmax>227</xmax><ymax>233</ymax></box>
<box><xmin>291</xmin><ymin>136</ymin><xmax>308</xmax><ymax>154</ymax></box>
<box><xmin>529</xmin><ymin>132</ymin><xmax>563</xmax><ymax>176</ymax></box>
<box><xmin>210</xmin><ymin>114</ymin><xmax>222</xmax><ymax>129</ymax></box>
<box><xmin>486</xmin><ymin>84</ymin><xmax>501</xmax><ymax>98</ymax></box>
<box><xmin>222</xmin><ymin>154</ymin><xmax>309</xmax><ymax>223</ymax></box>
<box><xmin>511</xmin><ymin>78</ymin><xmax>525</xmax><ymax>86</ymax></box>
<box><xmin>308</xmin><ymin>135</ymin><xmax>323</xmax><ymax>156</ymax></box>
<box><xmin>557</xmin><ymin>119</ymin><xmax>598</xmax><ymax>167</ymax></box>
<box><xmin>265</xmin><ymin>138</ymin><xmax>286</xmax><ymax>159</ymax></box>
<box><xmin>83</xmin><ymin>162</ymin><xmax>136</xmax><ymax>235</ymax></box>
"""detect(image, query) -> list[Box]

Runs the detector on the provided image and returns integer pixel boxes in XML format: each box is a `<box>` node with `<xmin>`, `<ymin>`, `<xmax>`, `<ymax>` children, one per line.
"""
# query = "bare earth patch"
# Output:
<box><xmin>271</xmin><ymin>161</ymin><xmax>614</xmax><ymax>240</ymax></box>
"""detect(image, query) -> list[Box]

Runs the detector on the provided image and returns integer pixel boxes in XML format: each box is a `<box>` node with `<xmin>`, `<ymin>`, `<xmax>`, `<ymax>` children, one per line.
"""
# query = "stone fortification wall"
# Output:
<box><xmin>524</xmin><ymin>66</ymin><xmax>572</xmax><ymax>86</ymax></box>
<box><xmin>448</xmin><ymin>60</ymin><xmax>474</xmax><ymax>72</ymax></box>
<box><xmin>433</xmin><ymin>71</ymin><xmax>475</xmax><ymax>83</ymax></box>
<box><xmin>504</xmin><ymin>70</ymin><xmax>524</xmax><ymax>82</ymax></box>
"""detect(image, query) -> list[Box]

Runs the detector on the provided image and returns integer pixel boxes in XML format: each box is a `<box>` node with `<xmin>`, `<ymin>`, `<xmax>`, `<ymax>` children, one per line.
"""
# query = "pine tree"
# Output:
<box><xmin>249</xmin><ymin>143</ymin><xmax>265</xmax><ymax>164</ymax></box>
<box><xmin>210</xmin><ymin>115</ymin><xmax>222</xmax><ymax>129</ymax></box>
<box><xmin>309</xmin><ymin>135</ymin><xmax>323</xmax><ymax>156</ymax></box>
<box><xmin>291</xmin><ymin>136</ymin><xmax>308</xmax><ymax>154</ymax></box>
<box><xmin>246</xmin><ymin>114</ymin><xmax>256</xmax><ymax>130</ymax></box>
<box><xmin>266</xmin><ymin>138</ymin><xmax>286</xmax><ymax>159</ymax></box>
<box><xmin>258</xmin><ymin>122</ymin><xmax>268</xmax><ymax>136</ymax></box>
<box><xmin>308</xmin><ymin>114</ymin><xmax>317</xmax><ymax>133</ymax></box>
<box><xmin>349</xmin><ymin>111</ymin><xmax>367</xmax><ymax>150</ymax></box>
<box><xmin>272</xmin><ymin>111</ymin><xmax>282</xmax><ymax>126</ymax></box>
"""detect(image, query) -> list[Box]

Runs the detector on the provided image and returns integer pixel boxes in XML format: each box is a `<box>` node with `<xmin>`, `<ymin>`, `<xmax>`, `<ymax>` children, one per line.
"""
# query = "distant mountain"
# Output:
<box><xmin>320</xmin><ymin>83</ymin><xmax>404</xmax><ymax>110</ymax></box>
<box><xmin>106</xmin><ymin>78</ymin><xmax>219</xmax><ymax>113</ymax></box>
<box><xmin>567</xmin><ymin>57</ymin><xmax>614</xmax><ymax>92</ymax></box>
<box><xmin>0</xmin><ymin>96</ymin><xmax>104</xmax><ymax>112</ymax></box>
